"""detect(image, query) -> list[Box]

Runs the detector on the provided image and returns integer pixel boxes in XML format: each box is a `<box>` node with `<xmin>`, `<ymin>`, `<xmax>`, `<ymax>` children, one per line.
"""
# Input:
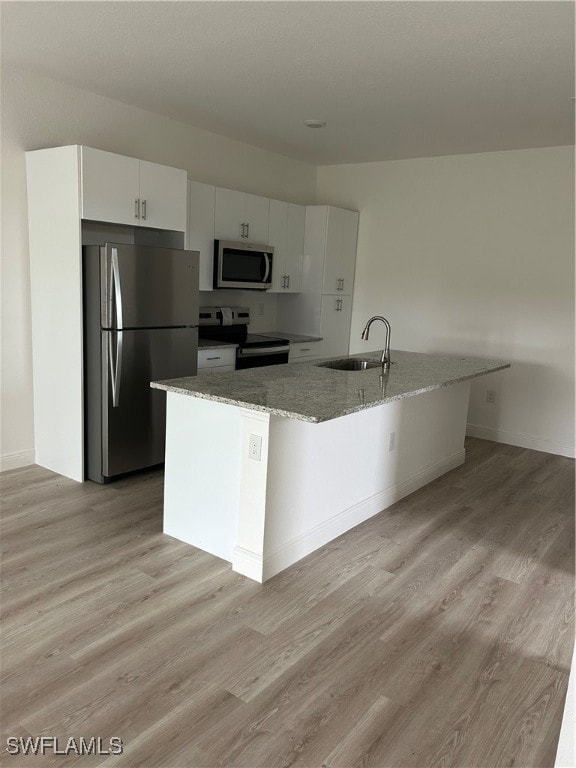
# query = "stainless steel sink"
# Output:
<box><xmin>317</xmin><ymin>358</ymin><xmax>383</xmax><ymax>371</ymax></box>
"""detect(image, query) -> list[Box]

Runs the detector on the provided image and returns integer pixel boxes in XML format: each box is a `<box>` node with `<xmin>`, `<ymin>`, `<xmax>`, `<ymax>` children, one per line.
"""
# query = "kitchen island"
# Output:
<box><xmin>152</xmin><ymin>350</ymin><xmax>509</xmax><ymax>582</ymax></box>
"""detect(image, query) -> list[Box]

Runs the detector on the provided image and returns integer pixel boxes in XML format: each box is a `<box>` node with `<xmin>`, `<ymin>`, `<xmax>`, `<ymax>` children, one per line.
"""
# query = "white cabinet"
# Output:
<box><xmin>214</xmin><ymin>187</ymin><xmax>269</xmax><ymax>244</ymax></box>
<box><xmin>81</xmin><ymin>148</ymin><xmax>139</xmax><ymax>226</ymax></box>
<box><xmin>138</xmin><ymin>160</ymin><xmax>188</xmax><ymax>232</ymax></box>
<box><xmin>81</xmin><ymin>147</ymin><xmax>187</xmax><ymax>231</ymax></box>
<box><xmin>197</xmin><ymin>347</ymin><xmax>236</xmax><ymax>374</ymax></box>
<box><xmin>276</xmin><ymin>204</ymin><xmax>359</xmax><ymax>359</ymax></box>
<box><xmin>288</xmin><ymin>340</ymin><xmax>322</xmax><ymax>363</ymax></box>
<box><xmin>187</xmin><ymin>180</ymin><xmax>215</xmax><ymax>292</ymax></box>
<box><xmin>304</xmin><ymin>206</ymin><xmax>359</xmax><ymax>295</ymax></box>
<box><xmin>319</xmin><ymin>295</ymin><xmax>353</xmax><ymax>358</ymax></box>
<box><xmin>268</xmin><ymin>200</ymin><xmax>305</xmax><ymax>293</ymax></box>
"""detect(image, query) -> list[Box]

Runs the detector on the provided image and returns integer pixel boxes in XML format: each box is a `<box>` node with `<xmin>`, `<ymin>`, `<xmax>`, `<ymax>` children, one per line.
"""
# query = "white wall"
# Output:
<box><xmin>316</xmin><ymin>147</ymin><xmax>575</xmax><ymax>457</ymax></box>
<box><xmin>0</xmin><ymin>66</ymin><xmax>316</xmax><ymax>469</ymax></box>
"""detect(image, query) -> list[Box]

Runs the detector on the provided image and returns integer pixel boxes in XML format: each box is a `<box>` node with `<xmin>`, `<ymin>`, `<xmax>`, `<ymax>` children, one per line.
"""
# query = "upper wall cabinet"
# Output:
<box><xmin>80</xmin><ymin>147</ymin><xmax>187</xmax><ymax>232</ymax></box>
<box><xmin>268</xmin><ymin>200</ymin><xmax>305</xmax><ymax>293</ymax></box>
<box><xmin>214</xmin><ymin>187</ymin><xmax>269</xmax><ymax>244</ymax></box>
<box><xmin>304</xmin><ymin>206</ymin><xmax>359</xmax><ymax>296</ymax></box>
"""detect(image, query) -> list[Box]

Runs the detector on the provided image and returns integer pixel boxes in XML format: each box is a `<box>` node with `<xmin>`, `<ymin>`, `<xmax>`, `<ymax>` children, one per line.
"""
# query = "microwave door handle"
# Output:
<box><xmin>262</xmin><ymin>252</ymin><xmax>270</xmax><ymax>284</ymax></box>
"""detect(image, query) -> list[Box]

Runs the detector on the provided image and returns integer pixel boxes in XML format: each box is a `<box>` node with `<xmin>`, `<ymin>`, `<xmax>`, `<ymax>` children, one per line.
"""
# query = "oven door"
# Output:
<box><xmin>236</xmin><ymin>345</ymin><xmax>289</xmax><ymax>369</ymax></box>
<box><xmin>214</xmin><ymin>240</ymin><xmax>273</xmax><ymax>290</ymax></box>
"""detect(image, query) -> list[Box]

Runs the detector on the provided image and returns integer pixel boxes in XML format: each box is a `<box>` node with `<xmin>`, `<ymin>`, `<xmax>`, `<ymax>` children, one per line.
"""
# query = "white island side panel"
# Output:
<box><xmin>262</xmin><ymin>381</ymin><xmax>471</xmax><ymax>579</ymax></box>
<box><xmin>163</xmin><ymin>393</ymin><xmax>243</xmax><ymax>562</ymax></box>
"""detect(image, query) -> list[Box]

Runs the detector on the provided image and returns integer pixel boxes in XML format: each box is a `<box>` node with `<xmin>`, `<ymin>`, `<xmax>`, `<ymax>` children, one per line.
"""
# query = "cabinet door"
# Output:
<box><xmin>188</xmin><ymin>180</ymin><xmax>215</xmax><ymax>291</ymax></box>
<box><xmin>243</xmin><ymin>193</ymin><xmax>270</xmax><ymax>244</ymax></box>
<box><xmin>338</xmin><ymin>209</ymin><xmax>359</xmax><ymax>295</ymax></box>
<box><xmin>268</xmin><ymin>199</ymin><xmax>288</xmax><ymax>292</ymax></box>
<box><xmin>322</xmin><ymin>206</ymin><xmax>344</xmax><ymax>294</ymax></box>
<box><xmin>139</xmin><ymin>160</ymin><xmax>187</xmax><ymax>232</ymax></box>
<box><xmin>198</xmin><ymin>348</ymin><xmax>235</xmax><ymax>369</ymax></box>
<box><xmin>288</xmin><ymin>340</ymin><xmax>321</xmax><ymax>362</ymax></box>
<box><xmin>214</xmin><ymin>187</ymin><xmax>246</xmax><ymax>241</ymax></box>
<box><xmin>285</xmin><ymin>203</ymin><xmax>305</xmax><ymax>293</ymax></box>
<box><xmin>81</xmin><ymin>147</ymin><xmax>140</xmax><ymax>226</ymax></box>
<box><xmin>320</xmin><ymin>295</ymin><xmax>353</xmax><ymax>358</ymax></box>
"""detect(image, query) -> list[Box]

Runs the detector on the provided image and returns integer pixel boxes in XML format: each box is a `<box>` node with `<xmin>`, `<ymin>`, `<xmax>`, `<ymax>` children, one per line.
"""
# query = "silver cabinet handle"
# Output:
<box><xmin>282</xmin><ymin>275</ymin><xmax>287</xmax><ymax>289</ymax></box>
<box><xmin>135</xmin><ymin>199</ymin><xmax>140</xmax><ymax>219</ymax></box>
<box><xmin>246</xmin><ymin>222</ymin><xmax>250</xmax><ymax>239</ymax></box>
<box><xmin>240</xmin><ymin>223</ymin><xmax>245</xmax><ymax>238</ymax></box>
<box><xmin>286</xmin><ymin>274</ymin><xmax>290</xmax><ymax>289</ymax></box>
<box><xmin>340</xmin><ymin>278</ymin><xmax>344</xmax><ymax>291</ymax></box>
<box><xmin>335</xmin><ymin>298</ymin><xmax>343</xmax><ymax>311</ymax></box>
<box><xmin>141</xmin><ymin>199</ymin><xmax>147</xmax><ymax>220</ymax></box>
<box><xmin>206</xmin><ymin>356</ymin><xmax>221</xmax><ymax>361</ymax></box>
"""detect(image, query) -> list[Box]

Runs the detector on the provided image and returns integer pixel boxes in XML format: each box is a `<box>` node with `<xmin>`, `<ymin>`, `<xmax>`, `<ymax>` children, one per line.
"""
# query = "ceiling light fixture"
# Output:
<box><xmin>304</xmin><ymin>119</ymin><xmax>326</xmax><ymax>128</ymax></box>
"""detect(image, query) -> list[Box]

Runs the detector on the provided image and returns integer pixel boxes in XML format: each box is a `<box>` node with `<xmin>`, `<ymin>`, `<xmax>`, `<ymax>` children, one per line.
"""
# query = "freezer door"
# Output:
<box><xmin>100</xmin><ymin>326</ymin><xmax>198</xmax><ymax>479</ymax></box>
<box><xmin>100</xmin><ymin>243</ymin><xmax>199</xmax><ymax>329</ymax></box>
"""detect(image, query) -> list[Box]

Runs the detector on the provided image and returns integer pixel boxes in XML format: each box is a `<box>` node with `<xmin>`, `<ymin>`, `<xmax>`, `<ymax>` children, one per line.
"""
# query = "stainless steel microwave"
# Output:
<box><xmin>214</xmin><ymin>240</ymin><xmax>273</xmax><ymax>290</ymax></box>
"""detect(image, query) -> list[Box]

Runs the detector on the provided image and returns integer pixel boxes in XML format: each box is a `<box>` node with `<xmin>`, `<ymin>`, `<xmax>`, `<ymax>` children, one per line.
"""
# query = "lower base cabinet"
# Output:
<box><xmin>288</xmin><ymin>341</ymin><xmax>322</xmax><ymax>363</ymax></box>
<box><xmin>197</xmin><ymin>347</ymin><xmax>236</xmax><ymax>375</ymax></box>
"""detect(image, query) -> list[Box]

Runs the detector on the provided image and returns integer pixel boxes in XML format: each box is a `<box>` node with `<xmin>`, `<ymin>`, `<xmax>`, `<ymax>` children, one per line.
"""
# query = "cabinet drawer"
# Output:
<box><xmin>288</xmin><ymin>342</ymin><xmax>322</xmax><ymax>362</ymax></box>
<box><xmin>197</xmin><ymin>348</ymin><xmax>236</xmax><ymax>370</ymax></box>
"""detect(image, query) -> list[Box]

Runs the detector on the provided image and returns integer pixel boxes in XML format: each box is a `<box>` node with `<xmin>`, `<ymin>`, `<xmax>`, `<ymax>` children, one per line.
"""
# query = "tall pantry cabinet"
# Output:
<box><xmin>277</xmin><ymin>205</ymin><xmax>359</xmax><ymax>358</ymax></box>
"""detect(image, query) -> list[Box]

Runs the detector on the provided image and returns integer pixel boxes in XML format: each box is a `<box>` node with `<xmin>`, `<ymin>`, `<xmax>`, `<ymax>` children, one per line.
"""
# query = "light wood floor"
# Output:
<box><xmin>1</xmin><ymin>438</ymin><xmax>574</xmax><ymax>768</ymax></box>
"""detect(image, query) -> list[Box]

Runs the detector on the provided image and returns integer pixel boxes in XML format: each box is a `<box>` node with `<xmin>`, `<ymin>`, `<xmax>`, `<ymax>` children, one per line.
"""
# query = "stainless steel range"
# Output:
<box><xmin>198</xmin><ymin>307</ymin><xmax>289</xmax><ymax>369</ymax></box>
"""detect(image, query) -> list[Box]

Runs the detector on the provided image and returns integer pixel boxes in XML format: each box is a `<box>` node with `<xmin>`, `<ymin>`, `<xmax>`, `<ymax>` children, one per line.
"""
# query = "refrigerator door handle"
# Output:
<box><xmin>111</xmin><ymin>247</ymin><xmax>124</xmax><ymax>330</ymax></box>
<box><xmin>108</xmin><ymin>330</ymin><xmax>123</xmax><ymax>408</ymax></box>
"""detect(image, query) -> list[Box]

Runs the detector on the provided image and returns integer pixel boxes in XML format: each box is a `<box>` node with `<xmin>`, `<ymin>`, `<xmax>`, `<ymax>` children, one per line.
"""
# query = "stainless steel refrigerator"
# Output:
<box><xmin>83</xmin><ymin>243</ymin><xmax>199</xmax><ymax>483</ymax></box>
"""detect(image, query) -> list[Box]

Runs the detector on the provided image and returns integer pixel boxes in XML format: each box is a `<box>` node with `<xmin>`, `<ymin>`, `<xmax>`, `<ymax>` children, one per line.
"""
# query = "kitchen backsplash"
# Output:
<box><xmin>199</xmin><ymin>290</ymin><xmax>278</xmax><ymax>332</ymax></box>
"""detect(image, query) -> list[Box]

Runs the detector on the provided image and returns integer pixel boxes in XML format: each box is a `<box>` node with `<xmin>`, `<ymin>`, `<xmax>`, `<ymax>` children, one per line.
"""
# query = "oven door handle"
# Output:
<box><xmin>237</xmin><ymin>345</ymin><xmax>290</xmax><ymax>357</ymax></box>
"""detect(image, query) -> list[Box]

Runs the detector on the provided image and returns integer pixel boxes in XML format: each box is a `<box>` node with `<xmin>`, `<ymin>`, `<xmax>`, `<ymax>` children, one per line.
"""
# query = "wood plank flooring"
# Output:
<box><xmin>1</xmin><ymin>438</ymin><xmax>574</xmax><ymax>768</ymax></box>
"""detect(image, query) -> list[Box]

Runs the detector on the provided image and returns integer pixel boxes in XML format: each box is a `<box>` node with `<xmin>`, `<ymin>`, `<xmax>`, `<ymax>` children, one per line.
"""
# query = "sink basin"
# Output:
<box><xmin>317</xmin><ymin>358</ymin><xmax>383</xmax><ymax>371</ymax></box>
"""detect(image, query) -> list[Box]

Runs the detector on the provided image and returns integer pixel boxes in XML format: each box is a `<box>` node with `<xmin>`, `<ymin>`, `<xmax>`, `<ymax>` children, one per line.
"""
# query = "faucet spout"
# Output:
<box><xmin>361</xmin><ymin>315</ymin><xmax>392</xmax><ymax>368</ymax></box>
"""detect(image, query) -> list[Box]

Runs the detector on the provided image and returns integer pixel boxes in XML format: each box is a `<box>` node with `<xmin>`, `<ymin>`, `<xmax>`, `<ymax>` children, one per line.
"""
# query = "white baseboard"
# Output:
<box><xmin>0</xmin><ymin>449</ymin><xmax>35</xmax><ymax>473</ymax></box>
<box><xmin>466</xmin><ymin>423</ymin><xmax>575</xmax><ymax>459</ymax></box>
<box><xmin>232</xmin><ymin>545</ymin><xmax>265</xmax><ymax>583</ymax></box>
<box><xmin>262</xmin><ymin>449</ymin><xmax>465</xmax><ymax>581</ymax></box>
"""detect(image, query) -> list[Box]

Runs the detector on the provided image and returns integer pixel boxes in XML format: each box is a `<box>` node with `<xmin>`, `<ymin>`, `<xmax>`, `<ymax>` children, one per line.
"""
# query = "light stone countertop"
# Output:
<box><xmin>259</xmin><ymin>332</ymin><xmax>323</xmax><ymax>343</ymax></box>
<box><xmin>152</xmin><ymin>350</ymin><xmax>510</xmax><ymax>424</ymax></box>
<box><xmin>198</xmin><ymin>339</ymin><xmax>237</xmax><ymax>351</ymax></box>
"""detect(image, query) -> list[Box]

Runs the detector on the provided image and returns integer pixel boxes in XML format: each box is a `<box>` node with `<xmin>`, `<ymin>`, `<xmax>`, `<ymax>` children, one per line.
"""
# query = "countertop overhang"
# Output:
<box><xmin>151</xmin><ymin>350</ymin><xmax>510</xmax><ymax>423</ymax></box>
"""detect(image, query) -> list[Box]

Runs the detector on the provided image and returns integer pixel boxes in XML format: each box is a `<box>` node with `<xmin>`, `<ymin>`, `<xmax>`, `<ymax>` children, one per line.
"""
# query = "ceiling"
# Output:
<box><xmin>2</xmin><ymin>1</ymin><xmax>574</xmax><ymax>165</ymax></box>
